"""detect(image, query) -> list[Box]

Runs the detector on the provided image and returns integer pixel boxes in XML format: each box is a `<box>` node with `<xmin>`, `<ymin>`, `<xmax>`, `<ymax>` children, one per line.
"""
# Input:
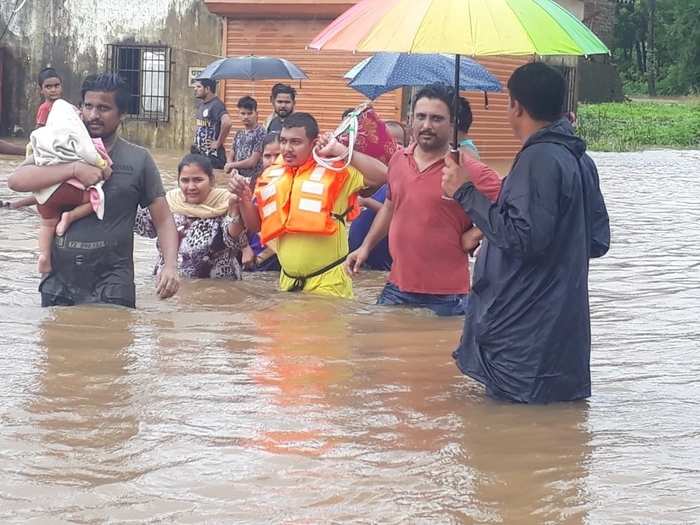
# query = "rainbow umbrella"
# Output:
<box><xmin>309</xmin><ymin>0</ymin><xmax>610</xmax><ymax>148</ymax></box>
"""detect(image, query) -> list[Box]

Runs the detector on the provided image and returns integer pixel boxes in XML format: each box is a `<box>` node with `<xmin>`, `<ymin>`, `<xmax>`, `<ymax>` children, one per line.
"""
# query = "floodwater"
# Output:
<box><xmin>1</xmin><ymin>149</ymin><xmax>699</xmax><ymax>524</ymax></box>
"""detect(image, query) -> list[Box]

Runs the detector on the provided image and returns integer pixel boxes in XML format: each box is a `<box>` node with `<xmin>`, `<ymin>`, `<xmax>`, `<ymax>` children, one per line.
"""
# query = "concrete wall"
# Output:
<box><xmin>583</xmin><ymin>0</ymin><xmax>616</xmax><ymax>48</ymax></box>
<box><xmin>579</xmin><ymin>0</ymin><xmax>623</xmax><ymax>103</ymax></box>
<box><xmin>0</xmin><ymin>0</ymin><xmax>222</xmax><ymax>150</ymax></box>
<box><xmin>579</xmin><ymin>60</ymin><xmax>624</xmax><ymax>103</ymax></box>
<box><xmin>556</xmin><ymin>0</ymin><xmax>585</xmax><ymax>20</ymax></box>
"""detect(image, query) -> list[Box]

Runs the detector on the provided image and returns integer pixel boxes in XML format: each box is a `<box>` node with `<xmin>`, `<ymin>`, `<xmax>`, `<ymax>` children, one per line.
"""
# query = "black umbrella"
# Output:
<box><xmin>197</xmin><ymin>55</ymin><xmax>308</xmax><ymax>81</ymax></box>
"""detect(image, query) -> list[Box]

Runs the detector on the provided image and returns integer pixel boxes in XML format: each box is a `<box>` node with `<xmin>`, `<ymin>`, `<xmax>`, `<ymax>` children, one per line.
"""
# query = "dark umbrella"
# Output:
<box><xmin>197</xmin><ymin>55</ymin><xmax>309</xmax><ymax>81</ymax></box>
<box><xmin>344</xmin><ymin>52</ymin><xmax>501</xmax><ymax>101</ymax></box>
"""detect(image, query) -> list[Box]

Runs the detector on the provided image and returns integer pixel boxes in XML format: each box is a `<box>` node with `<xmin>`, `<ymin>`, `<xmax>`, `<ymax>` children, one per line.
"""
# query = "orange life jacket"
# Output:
<box><xmin>255</xmin><ymin>156</ymin><xmax>360</xmax><ymax>244</ymax></box>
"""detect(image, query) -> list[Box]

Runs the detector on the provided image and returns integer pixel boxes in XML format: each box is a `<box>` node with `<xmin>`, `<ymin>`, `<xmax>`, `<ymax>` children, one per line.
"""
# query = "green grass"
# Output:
<box><xmin>577</xmin><ymin>101</ymin><xmax>700</xmax><ymax>152</ymax></box>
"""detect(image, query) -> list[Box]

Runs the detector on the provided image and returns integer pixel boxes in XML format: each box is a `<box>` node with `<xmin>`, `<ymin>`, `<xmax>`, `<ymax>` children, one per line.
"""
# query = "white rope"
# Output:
<box><xmin>313</xmin><ymin>103</ymin><xmax>369</xmax><ymax>172</ymax></box>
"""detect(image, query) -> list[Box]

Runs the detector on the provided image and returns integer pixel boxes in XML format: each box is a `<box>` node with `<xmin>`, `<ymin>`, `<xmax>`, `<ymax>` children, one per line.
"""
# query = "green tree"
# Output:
<box><xmin>613</xmin><ymin>0</ymin><xmax>700</xmax><ymax>96</ymax></box>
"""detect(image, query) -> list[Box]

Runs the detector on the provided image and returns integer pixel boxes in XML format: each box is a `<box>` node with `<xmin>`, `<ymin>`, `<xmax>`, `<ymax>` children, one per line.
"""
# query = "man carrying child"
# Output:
<box><xmin>9</xmin><ymin>73</ymin><xmax>180</xmax><ymax>307</ymax></box>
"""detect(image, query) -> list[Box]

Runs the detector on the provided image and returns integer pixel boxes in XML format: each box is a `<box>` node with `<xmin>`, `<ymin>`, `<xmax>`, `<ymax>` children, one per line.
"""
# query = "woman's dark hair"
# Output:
<box><xmin>178</xmin><ymin>153</ymin><xmax>214</xmax><ymax>180</ymax></box>
<box><xmin>342</xmin><ymin>107</ymin><xmax>355</xmax><ymax>119</ymax></box>
<box><xmin>271</xmin><ymin>83</ymin><xmax>296</xmax><ymax>101</ymax></box>
<box><xmin>507</xmin><ymin>62</ymin><xmax>566</xmax><ymax>122</ymax></box>
<box><xmin>237</xmin><ymin>95</ymin><xmax>257</xmax><ymax>112</ymax></box>
<box><xmin>38</xmin><ymin>67</ymin><xmax>61</xmax><ymax>87</ymax></box>
<box><xmin>456</xmin><ymin>96</ymin><xmax>473</xmax><ymax>134</ymax></box>
<box><xmin>80</xmin><ymin>73</ymin><xmax>130</xmax><ymax>115</ymax></box>
<box><xmin>282</xmin><ymin>112</ymin><xmax>319</xmax><ymax>140</ymax></box>
<box><xmin>262</xmin><ymin>132</ymin><xmax>280</xmax><ymax>149</ymax></box>
<box><xmin>413</xmin><ymin>83</ymin><xmax>456</xmax><ymax>121</ymax></box>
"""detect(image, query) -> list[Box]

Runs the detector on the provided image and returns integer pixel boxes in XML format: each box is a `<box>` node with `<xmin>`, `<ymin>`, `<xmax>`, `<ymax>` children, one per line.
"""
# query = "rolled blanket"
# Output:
<box><xmin>29</xmin><ymin>99</ymin><xmax>111</xmax><ymax>219</ymax></box>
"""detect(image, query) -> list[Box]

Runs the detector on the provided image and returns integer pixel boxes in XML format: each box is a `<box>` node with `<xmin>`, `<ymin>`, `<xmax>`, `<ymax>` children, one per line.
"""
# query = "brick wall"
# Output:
<box><xmin>583</xmin><ymin>0</ymin><xmax>617</xmax><ymax>48</ymax></box>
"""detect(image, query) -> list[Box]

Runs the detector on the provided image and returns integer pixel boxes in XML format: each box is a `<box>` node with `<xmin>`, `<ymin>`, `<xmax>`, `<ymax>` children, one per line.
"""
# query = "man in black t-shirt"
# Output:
<box><xmin>265</xmin><ymin>83</ymin><xmax>296</xmax><ymax>134</ymax></box>
<box><xmin>9</xmin><ymin>73</ymin><xmax>180</xmax><ymax>308</ymax></box>
<box><xmin>192</xmin><ymin>78</ymin><xmax>232</xmax><ymax>169</ymax></box>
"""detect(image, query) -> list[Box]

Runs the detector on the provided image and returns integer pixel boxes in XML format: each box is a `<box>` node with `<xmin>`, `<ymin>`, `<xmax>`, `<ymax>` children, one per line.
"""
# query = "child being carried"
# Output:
<box><xmin>28</xmin><ymin>99</ymin><xmax>112</xmax><ymax>273</ymax></box>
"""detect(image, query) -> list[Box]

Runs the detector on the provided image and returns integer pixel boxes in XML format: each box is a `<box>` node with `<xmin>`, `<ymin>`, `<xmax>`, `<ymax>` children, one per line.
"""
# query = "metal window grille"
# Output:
<box><xmin>106</xmin><ymin>44</ymin><xmax>171</xmax><ymax>122</ymax></box>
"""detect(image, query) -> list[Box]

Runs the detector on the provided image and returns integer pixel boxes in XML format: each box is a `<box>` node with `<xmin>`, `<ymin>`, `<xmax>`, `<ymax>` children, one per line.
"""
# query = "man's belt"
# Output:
<box><xmin>282</xmin><ymin>255</ymin><xmax>347</xmax><ymax>292</ymax></box>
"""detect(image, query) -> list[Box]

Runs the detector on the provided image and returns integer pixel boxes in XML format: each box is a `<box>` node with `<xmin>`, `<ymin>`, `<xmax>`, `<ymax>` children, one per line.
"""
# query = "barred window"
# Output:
<box><xmin>107</xmin><ymin>44</ymin><xmax>171</xmax><ymax>122</ymax></box>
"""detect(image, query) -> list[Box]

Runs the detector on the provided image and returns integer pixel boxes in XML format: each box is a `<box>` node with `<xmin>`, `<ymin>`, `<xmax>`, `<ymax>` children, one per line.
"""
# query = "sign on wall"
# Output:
<box><xmin>188</xmin><ymin>67</ymin><xmax>206</xmax><ymax>86</ymax></box>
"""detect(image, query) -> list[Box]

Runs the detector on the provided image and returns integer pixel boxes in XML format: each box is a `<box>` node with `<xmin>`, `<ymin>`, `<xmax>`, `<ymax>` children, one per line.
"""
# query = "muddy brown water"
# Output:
<box><xmin>1</xmin><ymin>150</ymin><xmax>699</xmax><ymax>524</ymax></box>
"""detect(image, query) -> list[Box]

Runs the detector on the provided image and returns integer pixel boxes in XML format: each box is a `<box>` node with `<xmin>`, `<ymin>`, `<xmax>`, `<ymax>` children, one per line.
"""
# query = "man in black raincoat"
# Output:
<box><xmin>442</xmin><ymin>63</ymin><xmax>610</xmax><ymax>403</ymax></box>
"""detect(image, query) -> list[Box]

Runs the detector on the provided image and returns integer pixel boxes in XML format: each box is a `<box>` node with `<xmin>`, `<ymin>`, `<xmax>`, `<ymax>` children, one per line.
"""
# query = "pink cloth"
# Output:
<box><xmin>386</xmin><ymin>144</ymin><xmax>502</xmax><ymax>295</ymax></box>
<box><xmin>92</xmin><ymin>138</ymin><xmax>112</xmax><ymax>166</ymax></box>
<box><xmin>87</xmin><ymin>138</ymin><xmax>111</xmax><ymax>217</ymax></box>
<box><xmin>338</xmin><ymin>107</ymin><xmax>398</xmax><ymax>165</ymax></box>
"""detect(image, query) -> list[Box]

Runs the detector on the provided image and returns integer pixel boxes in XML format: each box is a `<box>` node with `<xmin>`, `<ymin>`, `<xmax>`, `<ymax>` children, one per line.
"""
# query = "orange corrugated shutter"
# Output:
<box><xmin>222</xmin><ymin>18</ymin><xmax>401</xmax><ymax>141</ymax></box>
<box><xmin>222</xmin><ymin>19</ymin><xmax>527</xmax><ymax>163</ymax></box>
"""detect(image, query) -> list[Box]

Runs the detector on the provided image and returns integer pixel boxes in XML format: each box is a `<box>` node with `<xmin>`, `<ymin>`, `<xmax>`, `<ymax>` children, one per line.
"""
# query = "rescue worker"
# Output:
<box><xmin>230</xmin><ymin>112</ymin><xmax>387</xmax><ymax>299</ymax></box>
<box><xmin>442</xmin><ymin>62</ymin><xmax>610</xmax><ymax>403</ymax></box>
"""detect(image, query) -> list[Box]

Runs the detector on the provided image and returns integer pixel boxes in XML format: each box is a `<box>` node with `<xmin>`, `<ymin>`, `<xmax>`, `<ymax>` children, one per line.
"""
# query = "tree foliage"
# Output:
<box><xmin>613</xmin><ymin>0</ymin><xmax>700</xmax><ymax>95</ymax></box>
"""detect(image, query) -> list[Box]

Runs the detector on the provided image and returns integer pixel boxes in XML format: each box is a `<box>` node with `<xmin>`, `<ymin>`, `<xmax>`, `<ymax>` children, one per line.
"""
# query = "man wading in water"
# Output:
<box><xmin>346</xmin><ymin>85</ymin><xmax>502</xmax><ymax>316</ymax></box>
<box><xmin>442</xmin><ymin>62</ymin><xmax>610</xmax><ymax>404</ymax></box>
<box><xmin>9</xmin><ymin>73</ymin><xmax>180</xmax><ymax>307</ymax></box>
<box><xmin>229</xmin><ymin>112</ymin><xmax>387</xmax><ymax>299</ymax></box>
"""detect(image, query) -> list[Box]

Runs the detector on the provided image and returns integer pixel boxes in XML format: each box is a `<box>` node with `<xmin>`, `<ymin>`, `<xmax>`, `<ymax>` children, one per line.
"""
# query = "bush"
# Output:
<box><xmin>577</xmin><ymin>101</ymin><xmax>700</xmax><ymax>151</ymax></box>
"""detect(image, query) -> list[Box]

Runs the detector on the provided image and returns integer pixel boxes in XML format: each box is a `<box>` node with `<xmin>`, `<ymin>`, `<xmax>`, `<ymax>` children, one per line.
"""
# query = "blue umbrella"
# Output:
<box><xmin>197</xmin><ymin>55</ymin><xmax>308</xmax><ymax>81</ymax></box>
<box><xmin>344</xmin><ymin>52</ymin><xmax>501</xmax><ymax>100</ymax></box>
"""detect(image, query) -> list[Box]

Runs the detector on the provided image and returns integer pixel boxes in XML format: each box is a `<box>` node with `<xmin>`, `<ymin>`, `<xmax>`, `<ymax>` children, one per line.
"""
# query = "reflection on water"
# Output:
<box><xmin>1</xmin><ymin>150</ymin><xmax>699</xmax><ymax>523</ymax></box>
<box><xmin>28</xmin><ymin>308</ymin><xmax>140</xmax><ymax>485</ymax></box>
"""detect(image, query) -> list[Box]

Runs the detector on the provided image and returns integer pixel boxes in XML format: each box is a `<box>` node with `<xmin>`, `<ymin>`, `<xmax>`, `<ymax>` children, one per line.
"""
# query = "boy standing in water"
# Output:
<box><xmin>237</xmin><ymin>133</ymin><xmax>282</xmax><ymax>271</ymax></box>
<box><xmin>36</xmin><ymin>68</ymin><xmax>64</xmax><ymax>128</ymax></box>
<box><xmin>225</xmin><ymin>96</ymin><xmax>266</xmax><ymax>186</ymax></box>
<box><xmin>2</xmin><ymin>68</ymin><xmax>64</xmax><ymax>210</ymax></box>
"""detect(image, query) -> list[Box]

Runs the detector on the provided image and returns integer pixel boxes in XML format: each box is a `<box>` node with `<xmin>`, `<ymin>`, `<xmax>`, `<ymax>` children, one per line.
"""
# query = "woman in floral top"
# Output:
<box><xmin>135</xmin><ymin>154</ymin><xmax>246</xmax><ymax>279</ymax></box>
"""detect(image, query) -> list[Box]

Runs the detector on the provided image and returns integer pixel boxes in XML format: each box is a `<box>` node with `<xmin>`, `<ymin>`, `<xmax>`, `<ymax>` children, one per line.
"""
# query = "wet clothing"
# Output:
<box><xmin>275</xmin><ymin>166</ymin><xmax>365</xmax><ymax>299</ymax></box>
<box><xmin>35</xmin><ymin>100</ymin><xmax>53</xmax><ymax>127</ymax></box>
<box><xmin>232</xmin><ymin>125</ymin><xmax>265</xmax><ymax>181</ymax></box>
<box><xmin>377</xmin><ymin>282</ymin><xmax>467</xmax><ymax>317</ymax></box>
<box><xmin>39</xmin><ymin>137</ymin><xmax>165</xmax><ymax>308</ymax></box>
<box><xmin>348</xmin><ymin>185</ymin><xmax>392</xmax><ymax>271</ymax></box>
<box><xmin>245</xmin><ymin>233</ymin><xmax>281</xmax><ymax>272</ymax></box>
<box><xmin>193</xmin><ymin>97</ymin><xmax>228</xmax><ymax>169</ymax></box>
<box><xmin>453</xmin><ymin>118</ymin><xmax>610</xmax><ymax>404</ymax></box>
<box><xmin>386</xmin><ymin>144</ymin><xmax>501</xmax><ymax>295</ymax></box>
<box><xmin>135</xmin><ymin>207</ymin><xmax>245</xmax><ymax>280</ymax></box>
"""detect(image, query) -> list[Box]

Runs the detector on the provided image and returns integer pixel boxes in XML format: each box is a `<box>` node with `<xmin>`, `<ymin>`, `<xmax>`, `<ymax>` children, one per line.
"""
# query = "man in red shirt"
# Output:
<box><xmin>346</xmin><ymin>84</ymin><xmax>502</xmax><ymax>316</ymax></box>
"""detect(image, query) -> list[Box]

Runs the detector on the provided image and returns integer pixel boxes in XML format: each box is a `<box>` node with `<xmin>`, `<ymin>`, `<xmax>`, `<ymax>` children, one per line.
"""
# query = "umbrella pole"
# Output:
<box><xmin>451</xmin><ymin>54</ymin><xmax>461</xmax><ymax>159</ymax></box>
